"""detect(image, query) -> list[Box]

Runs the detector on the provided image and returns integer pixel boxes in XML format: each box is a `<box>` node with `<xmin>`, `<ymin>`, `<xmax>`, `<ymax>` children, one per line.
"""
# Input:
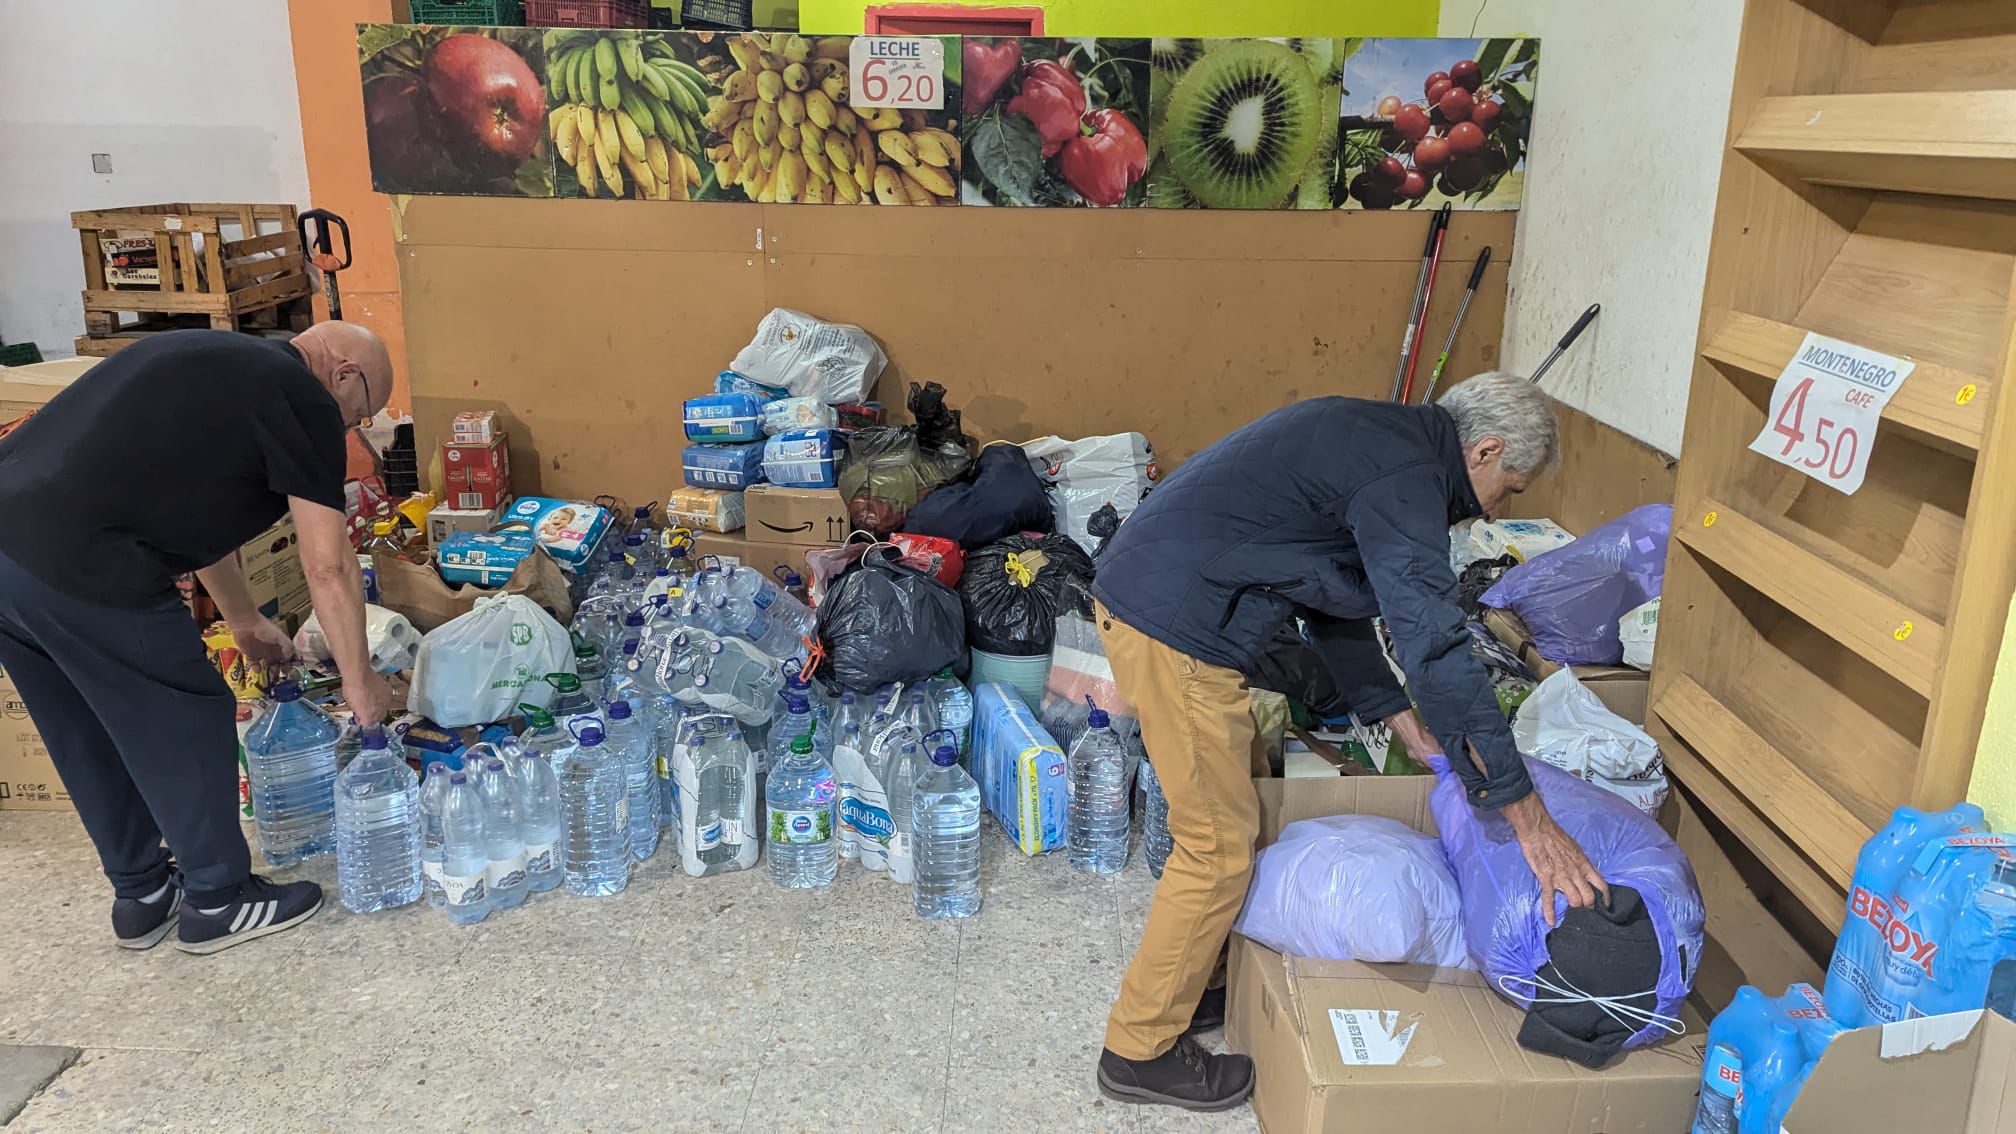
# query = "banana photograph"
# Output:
<box><xmin>545</xmin><ymin>29</ymin><xmax>711</xmax><ymax>201</ymax></box>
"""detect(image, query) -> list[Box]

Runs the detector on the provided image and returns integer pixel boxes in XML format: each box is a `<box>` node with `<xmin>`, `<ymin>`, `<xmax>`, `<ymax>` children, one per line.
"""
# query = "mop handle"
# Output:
<box><xmin>1531</xmin><ymin>303</ymin><xmax>1601</xmax><ymax>384</ymax></box>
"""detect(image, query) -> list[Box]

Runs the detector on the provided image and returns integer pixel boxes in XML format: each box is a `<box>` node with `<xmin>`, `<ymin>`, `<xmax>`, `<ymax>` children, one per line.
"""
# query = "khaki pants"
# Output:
<box><xmin>1096</xmin><ymin>600</ymin><xmax>1266</xmax><ymax>1061</ymax></box>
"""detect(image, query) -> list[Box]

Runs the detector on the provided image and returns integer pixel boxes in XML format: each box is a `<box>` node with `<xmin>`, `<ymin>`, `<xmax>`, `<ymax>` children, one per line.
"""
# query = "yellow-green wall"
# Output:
<box><xmin>1969</xmin><ymin>593</ymin><xmax>2016</xmax><ymax>829</ymax></box>
<box><xmin>796</xmin><ymin>0</ymin><xmax>1439</xmax><ymax>37</ymax></box>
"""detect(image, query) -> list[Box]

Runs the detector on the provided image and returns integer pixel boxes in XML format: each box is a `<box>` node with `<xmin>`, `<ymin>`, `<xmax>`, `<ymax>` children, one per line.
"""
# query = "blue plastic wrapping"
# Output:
<box><xmin>683</xmin><ymin>442</ymin><xmax>767</xmax><ymax>490</ymax></box>
<box><xmin>1479</xmin><ymin>503</ymin><xmax>1673</xmax><ymax>666</ymax></box>
<box><xmin>1429</xmin><ymin>751</ymin><xmax>1704</xmax><ymax>1052</ymax></box>
<box><xmin>763</xmin><ymin>428</ymin><xmax>847</xmax><ymax>489</ymax></box>
<box><xmin>683</xmin><ymin>392</ymin><xmax>763</xmax><ymax>443</ymax></box>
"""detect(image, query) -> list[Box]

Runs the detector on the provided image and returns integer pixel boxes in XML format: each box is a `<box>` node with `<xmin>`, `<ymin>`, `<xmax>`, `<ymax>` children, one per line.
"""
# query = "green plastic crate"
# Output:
<box><xmin>0</xmin><ymin>343</ymin><xmax>43</xmax><ymax>368</ymax></box>
<box><xmin>408</xmin><ymin>0</ymin><xmax>524</xmax><ymax>25</ymax></box>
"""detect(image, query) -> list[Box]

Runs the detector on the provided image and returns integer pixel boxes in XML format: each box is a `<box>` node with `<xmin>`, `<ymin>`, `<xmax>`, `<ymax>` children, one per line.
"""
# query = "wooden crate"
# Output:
<box><xmin>72</xmin><ymin>203</ymin><xmax>314</xmax><ymax>357</ymax></box>
<box><xmin>1648</xmin><ymin>0</ymin><xmax>2016</xmax><ymax>934</ymax></box>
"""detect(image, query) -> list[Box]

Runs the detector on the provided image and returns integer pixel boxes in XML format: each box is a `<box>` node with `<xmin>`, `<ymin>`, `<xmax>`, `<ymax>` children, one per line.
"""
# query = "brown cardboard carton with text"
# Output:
<box><xmin>742</xmin><ymin>484</ymin><xmax>851</xmax><ymax>546</ymax></box>
<box><xmin>1780</xmin><ymin>1009</ymin><xmax>2016</xmax><ymax>1133</ymax></box>
<box><xmin>0</xmin><ymin>664</ymin><xmax>68</xmax><ymax>811</ymax></box>
<box><xmin>1226</xmin><ymin>774</ymin><xmax>1704</xmax><ymax>1133</ymax></box>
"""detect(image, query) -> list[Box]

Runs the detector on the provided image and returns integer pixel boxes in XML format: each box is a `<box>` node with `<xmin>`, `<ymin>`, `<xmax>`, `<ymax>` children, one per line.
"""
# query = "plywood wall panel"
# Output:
<box><xmin>397</xmin><ymin>197</ymin><xmax>1517</xmax><ymax>505</ymax></box>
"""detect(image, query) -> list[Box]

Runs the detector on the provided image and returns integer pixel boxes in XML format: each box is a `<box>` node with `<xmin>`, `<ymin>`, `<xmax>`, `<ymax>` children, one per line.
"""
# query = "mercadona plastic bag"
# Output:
<box><xmin>1022</xmin><ymin>433</ymin><xmax>1157</xmax><ymax>554</ymax></box>
<box><xmin>729</xmin><ymin>308</ymin><xmax>888</xmax><ymax>404</ymax></box>
<box><xmin>1480</xmin><ymin>504</ymin><xmax>1672</xmax><ymax>666</ymax></box>
<box><xmin>816</xmin><ymin>545</ymin><xmax>968</xmax><ymax>693</ymax></box>
<box><xmin>408</xmin><ymin>593</ymin><xmax>574</xmax><ymax>727</ymax></box>
<box><xmin>1429</xmin><ymin>752</ymin><xmax>1703</xmax><ymax>1062</ymax></box>
<box><xmin>1233</xmin><ymin>814</ymin><xmax>1472</xmax><ymax>967</ymax></box>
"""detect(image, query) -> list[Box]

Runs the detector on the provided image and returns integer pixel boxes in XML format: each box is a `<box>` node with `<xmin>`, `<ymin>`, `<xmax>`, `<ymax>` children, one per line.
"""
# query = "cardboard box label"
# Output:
<box><xmin>1328</xmin><ymin>1009</ymin><xmax>1421</xmax><ymax>1066</ymax></box>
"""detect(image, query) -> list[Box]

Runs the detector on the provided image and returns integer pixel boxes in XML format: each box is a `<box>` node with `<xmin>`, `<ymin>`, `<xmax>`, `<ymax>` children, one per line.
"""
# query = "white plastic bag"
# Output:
<box><xmin>729</xmin><ymin>308</ymin><xmax>888</xmax><ymax>404</ymax></box>
<box><xmin>1619</xmin><ymin>597</ymin><xmax>1659</xmax><ymax>670</ymax></box>
<box><xmin>293</xmin><ymin>604</ymin><xmax>420</xmax><ymax>673</ymax></box>
<box><xmin>408</xmin><ymin>594</ymin><xmax>574</xmax><ymax>727</ymax></box>
<box><xmin>1512</xmin><ymin>667</ymin><xmax>1667</xmax><ymax>814</ymax></box>
<box><xmin>1233</xmin><ymin>814</ymin><xmax>1471</xmax><ymax>967</ymax></box>
<box><xmin>1021</xmin><ymin>433</ymin><xmax>1157</xmax><ymax>554</ymax></box>
<box><xmin>760</xmin><ymin>395</ymin><xmax>837</xmax><ymax>436</ymax></box>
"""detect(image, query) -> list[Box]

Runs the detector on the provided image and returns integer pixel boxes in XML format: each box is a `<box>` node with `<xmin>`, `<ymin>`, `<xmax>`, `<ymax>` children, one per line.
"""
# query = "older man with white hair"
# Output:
<box><xmin>0</xmin><ymin>324</ymin><xmax>394</xmax><ymax>955</ymax></box>
<box><xmin>1089</xmin><ymin>372</ymin><xmax>1604</xmax><ymax>1112</ymax></box>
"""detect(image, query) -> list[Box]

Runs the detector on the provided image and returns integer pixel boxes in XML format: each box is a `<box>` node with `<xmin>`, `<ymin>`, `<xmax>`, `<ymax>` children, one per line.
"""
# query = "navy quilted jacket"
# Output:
<box><xmin>1092</xmin><ymin>397</ymin><xmax>1533</xmax><ymax>809</ymax></box>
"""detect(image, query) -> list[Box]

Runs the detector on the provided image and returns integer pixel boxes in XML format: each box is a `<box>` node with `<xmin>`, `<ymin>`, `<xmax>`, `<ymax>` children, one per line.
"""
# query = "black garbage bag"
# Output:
<box><xmin>909</xmin><ymin>381</ymin><xmax>972</xmax><ymax>487</ymax></box>
<box><xmin>902</xmin><ymin>443</ymin><xmax>1053</xmax><ymax>549</ymax></box>
<box><xmin>1086</xmin><ymin>502</ymin><xmax>1123</xmax><ymax>558</ymax></box>
<box><xmin>838</xmin><ymin>426</ymin><xmax>926</xmax><ymax>535</ymax></box>
<box><xmin>959</xmin><ymin>533</ymin><xmax>1096</xmax><ymax>656</ymax></box>
<box><xmin>816</xmin><ymin>544</ymin><xmax>968</xmax><ymax>692</ymax></box>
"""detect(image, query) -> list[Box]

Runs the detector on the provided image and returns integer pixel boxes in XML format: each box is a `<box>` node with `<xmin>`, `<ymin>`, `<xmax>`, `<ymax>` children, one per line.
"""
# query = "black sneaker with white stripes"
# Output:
<box><xmin>112</xmin><ymin>878</ymin><xmax>183</xmax><ymax>950</ymax></box>
<box><xmin>175</xmin><ymin>875</ymin><xmax>323</xmax><ymax>955</ymax></box>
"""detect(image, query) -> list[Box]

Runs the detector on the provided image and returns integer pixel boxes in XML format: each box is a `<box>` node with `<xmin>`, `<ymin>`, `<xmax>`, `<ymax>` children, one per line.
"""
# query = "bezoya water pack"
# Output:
<box><xmin>1823</xmin><ymin>802</ymin><xmax>2016</xmax><ymax>1030</ymax></box>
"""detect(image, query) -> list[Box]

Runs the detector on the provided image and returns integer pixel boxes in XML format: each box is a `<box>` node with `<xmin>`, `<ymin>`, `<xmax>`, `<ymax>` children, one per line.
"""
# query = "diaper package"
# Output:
<box><xmin>435</xmin><ymin>529</ymin><xmax>537</xmax><ymax>587</ymax></box>
<box><xmin>683</xmin><ymin>393</ymin><xmax>763</xmax><ymax>443</ymax></box>
<box><xmin>715</xmin><ymin>368</ymin><xmax>787</xmax><ymax>402</ymax></box>
<box><xmin>763</xmin><ymin>428</ymin><xmax>847</xmax><ymax>490</ymax></box>
<box><xmin>499</xmin><ymin>496</ymin><xmax>612</xmax><ymax>570</ymax></box>
<box><xmin>970</xmin><ymin>682</ymin><xmax>1068</xmax><ymax>855</ymax></box>
<box><xmin>664</xmin><ymin>486</ymin><xmax>745</xmax><ymax>533</ymax></box>
<box><xmin>760</xmin><ymin>396</ymin><xmax>837</xmax><ymax>436</ymax></box>
<box><xmin>683</xmin><ymin>442</ymin><xmax>767</xmax><ymax>491</ymax></box>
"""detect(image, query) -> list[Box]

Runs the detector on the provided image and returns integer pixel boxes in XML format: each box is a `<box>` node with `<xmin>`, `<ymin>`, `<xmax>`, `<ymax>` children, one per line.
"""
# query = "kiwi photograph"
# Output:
<box><xmin>959</xmin><ymin>39</ymin><xmax>1151</xmax><ymax>207</ymax></box>
<box><xmin>546</xmin><ymin>30</ymin><xmax>716</xmax><ymax>201</ymax></box>
<box><xmin>1335</xmin><ymin>37</ymin><xmax>1538</xmax><ymax>210</ymax></box>
<box><xmin>1142</xmin><ymin>38</ymin><xmax>1346</xmax><ymax>210</ymax></box>
<box><xmin>359</xmin><ymin>24</ymin><xmax>554</xmax><ymax>197</ymax></box>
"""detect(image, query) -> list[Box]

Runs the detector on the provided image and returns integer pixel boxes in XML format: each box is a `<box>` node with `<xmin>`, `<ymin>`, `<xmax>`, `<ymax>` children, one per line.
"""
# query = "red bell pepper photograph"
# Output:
<box><xmin>959</xmin><ymin>38</ymin><xmax>1150</xmax><ymax>208</ymax></box>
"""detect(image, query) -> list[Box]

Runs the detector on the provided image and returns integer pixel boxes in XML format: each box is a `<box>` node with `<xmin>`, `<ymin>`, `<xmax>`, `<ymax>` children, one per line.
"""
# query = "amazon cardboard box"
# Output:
<box><xmin>1226</xmin><ymin>774</ymin><xmax>1704</xmax><ymax>1133</ymax></box>
<box><xmin>1481</xmin><ymin>606</ymin><xmax>1650</xmax><ymax>725</ymax></box>
<box><xmin>743</xmin><ymin>484</ymin><xmax>850</xmax><ymax>546</ymax></box>
<box><xmin>0</xmin><ymin>664</ymin><xmax>68</xmax><ymax>811</ymax></box>
<box><xmin>1780</xmin><ymin>1010</ymin><xmax>2016</xmax><ymax>1133</ymax></box>
<box><xmin>691</xmin><ymin>532</ymin><xmax>828</xmax><ymax>584</ymax></box>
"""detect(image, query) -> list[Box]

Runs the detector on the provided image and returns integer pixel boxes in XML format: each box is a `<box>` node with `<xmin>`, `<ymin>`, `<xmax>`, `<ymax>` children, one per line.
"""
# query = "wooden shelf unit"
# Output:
<box><xmin>1651</xmin><ymin>0</ymin><xmax>2016</xmax><ymax>932</ymax></box>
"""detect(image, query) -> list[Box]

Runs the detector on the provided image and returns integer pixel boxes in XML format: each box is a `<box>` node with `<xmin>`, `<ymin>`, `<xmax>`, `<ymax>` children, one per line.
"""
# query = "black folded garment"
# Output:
<box><xmin>1516</xmin><ymin>884</ymin><xmax>1662</xmax><ymax>1069</ymax></box>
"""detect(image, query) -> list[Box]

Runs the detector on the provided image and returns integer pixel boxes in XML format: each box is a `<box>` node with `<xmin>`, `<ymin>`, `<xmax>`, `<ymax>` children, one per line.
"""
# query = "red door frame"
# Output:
<box><xmin>863</xmin><ymin>5</ymin><xmax>1045</xmax><ymax>35</ymax></box>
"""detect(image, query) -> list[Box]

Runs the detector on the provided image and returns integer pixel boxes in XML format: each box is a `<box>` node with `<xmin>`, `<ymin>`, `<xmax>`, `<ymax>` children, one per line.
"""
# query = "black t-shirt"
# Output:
<box><xmin>0</xmin><ymin>331</ymin><xmax>348</xmax><ymax>607</ymax></box>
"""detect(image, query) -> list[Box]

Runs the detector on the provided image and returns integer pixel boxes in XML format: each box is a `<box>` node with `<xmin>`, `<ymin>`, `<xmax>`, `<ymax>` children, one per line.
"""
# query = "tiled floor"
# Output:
<box><xmin>0</xmin><ymin>810</ymin><xmax>1258</xmax><ymax>1133</ymax></box>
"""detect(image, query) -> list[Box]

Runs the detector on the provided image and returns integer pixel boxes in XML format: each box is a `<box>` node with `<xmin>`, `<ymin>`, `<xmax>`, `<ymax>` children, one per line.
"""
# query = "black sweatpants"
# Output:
<box><xmin>0</xmin><ymin>549</ymin><xmax>249</xmax><ymax>906</ymax></box>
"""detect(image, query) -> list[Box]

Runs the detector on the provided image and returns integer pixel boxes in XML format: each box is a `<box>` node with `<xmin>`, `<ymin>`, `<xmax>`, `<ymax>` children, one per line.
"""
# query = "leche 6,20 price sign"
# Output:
<box><xmin>848</xmin><ymin>36</ymin><xmax>945</xmax><ymax>110</ymax></box>
<box><xmin>1747</xmin><ymin>332</ymin><xmax>1916</xmax><ymax>495</ymax></box>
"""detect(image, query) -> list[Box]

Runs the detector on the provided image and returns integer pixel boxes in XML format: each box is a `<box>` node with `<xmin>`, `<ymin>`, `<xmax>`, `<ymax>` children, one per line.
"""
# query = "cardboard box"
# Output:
<box><xmin>0</xmin><ymin>356</ymin><xmax>98</xmax><ymax>421</ymax></box>
<box><xmin>440</xmin><ymin>435</ymin><xmax>511</xmax><ymax>511</ymax></box>
<box><xmin>449</xmin><ymin>409</ymin><xmax>499</xmax><ymax>444</ymax></box>
<box><xmin>743</xmin><ymin>484</ymin><xmax>851</xmax><ymax>546</ymax></box>
<box><xmin>427</xmin><ymin>501</ymin><xmax>505</xmax><ymax>547</ymax></box>
<box><xmin>691</xmin><ymin>532</ymin><xmax>829</xmax><ymax>583</ymax></box>
<box><xmin>1781</xmin><ymin>1009</ymin><xmax>2016</xmax><ymax>1133</ymax></box>
<box><xmin>1481</xmin><ymin>607</ymin><xmax>1649</xmax><ymax>725</ymax></box>
<box><xmin>1227</xmin><ymin>774</ymin><xmax>1704</xmax><ymax>1133</ymax></box>
<box><xmin>237</xmin><ymin>517</ymin><xmax>311</xmax><ymax>634</ymax></box>
<box><xmin>0</xmin><ymin>664</ymin><xmax>68</xmax><ymax>811</ymax></box>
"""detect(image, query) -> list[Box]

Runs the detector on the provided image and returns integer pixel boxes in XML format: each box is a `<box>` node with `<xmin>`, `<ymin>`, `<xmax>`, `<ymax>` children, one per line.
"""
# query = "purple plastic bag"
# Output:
<box><xmin>1428</xmin><ymin>752</ymin><xmax>1703</xmax><ymax>1051</ymax></box>
<box><xmin>1232</xmin><ymin>815</ymin><xmax>1472</xmax><ymax>967</ymax></box>
<box><xmin>1479</xmin><ymin>504</ymin><xmax>1672</xmax><ymax>666</ymax></box>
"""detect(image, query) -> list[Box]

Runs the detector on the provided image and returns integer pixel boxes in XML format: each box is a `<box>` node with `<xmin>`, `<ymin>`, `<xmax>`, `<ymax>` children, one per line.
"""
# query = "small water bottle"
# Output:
<box><xmin>419</xmin><ymin>761</ymin><xmax>452</xmax><ymax>909</ymax></box>
<box><xmin>911</xmin><ymin>744</ymin><xmax>981</xmax><ymax>919</ymax></box>
<box><xmin>516</xmin><ymin>744</ymin><xmax>564</xmax><ymax>894</ymax></box>
<box><xmin>476</xmin><ymin>758</ymin><xmax>529</xmax><ymax>910</ymax></box>
<box><xmin>1067</xmin><ymin>699</ymin><xmax>1131</xmax><ymax>875</ymax></box>
<box><xmin>438</xmin><ymin>772</ymin><xmax>491</xmax><ymax>925</ymax></box>
<box><xmin>333</xmin><ymin>726</ymin><xmax>424</xmax><ymax>914</ymax></box>
<box><xmin>766</xmin><ymin>732</ymin><xmax>838</xmax><ymax>889</ymax></box>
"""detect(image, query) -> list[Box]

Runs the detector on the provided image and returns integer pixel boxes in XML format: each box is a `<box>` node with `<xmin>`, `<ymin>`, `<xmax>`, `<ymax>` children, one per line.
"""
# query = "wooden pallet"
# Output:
<box><xmin>1649</xmin><ymin>0</ymin><xmax>2016</xmax><ymax>932</ymax></box>
<box><xmin>73</xmin><ymin>202</ymin><xmax>314</xmax><ymax>357</ymax></box>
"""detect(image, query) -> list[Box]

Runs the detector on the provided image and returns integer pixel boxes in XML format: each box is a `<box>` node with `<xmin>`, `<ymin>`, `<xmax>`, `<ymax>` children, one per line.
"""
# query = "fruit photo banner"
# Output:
<box><xmin>359</xmin><ymin>27</ymin><xmax>1536</xmax><ymax>211</ymax></box>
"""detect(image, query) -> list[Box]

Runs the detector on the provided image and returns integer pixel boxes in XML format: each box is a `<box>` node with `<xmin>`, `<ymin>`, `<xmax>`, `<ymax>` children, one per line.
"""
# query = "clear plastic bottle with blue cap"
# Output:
<box><xmin>912</xmin><ymin>741</ymin><xmax>981</xmax><ymax>919</ymax></box>
<box><xmin>333</xmin><ymin>725</ymin><xmax>423</xmax><ymax>914</ymax></box>
<box><xmin>767</xmin><ymin>731</ymin><xmax>838</xmax><ymax>889</ymax></box>
<box><xmin>242</xmin><ymin>679</ymin><xmax>341</xmax><ymax>867</ymax></box>
<box><xmin>555</xmin><ymin>719</ymin><xmax>630</xmax><ymax>896</ymax></box>
<box><xmin>1067</xmin><ymin>698</ymin><xmax>1131</xmax><ymax>875</ymax></box>
<box><xmin>438</xmin><ymin>771</ymin><xmax>491</xmax><ymax>925</ymax></box>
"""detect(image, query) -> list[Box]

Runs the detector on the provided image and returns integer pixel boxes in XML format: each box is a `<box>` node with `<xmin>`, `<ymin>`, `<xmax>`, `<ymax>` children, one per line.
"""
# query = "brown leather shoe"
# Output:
<box><xmin>1096</xmin><ymin>1035</ymin><xmax>1255</xmax><ymax>1111</ymax></box>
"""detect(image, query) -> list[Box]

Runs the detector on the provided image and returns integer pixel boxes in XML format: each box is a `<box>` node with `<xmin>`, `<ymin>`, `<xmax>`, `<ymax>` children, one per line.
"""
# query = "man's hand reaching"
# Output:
<box><xmin>228</xmin><ymin>615</ymin><xmax>297</xmax><ymax>680</ymax></box>
<box><xmin>1501</xmin><ymin>793</ymin><xmax>1608</xmax><ymax>927</ymax></box>
<box><xmin>343</xmin><ymin>669</ymin><xmax>392</xmax><ymax>728</ymax></box>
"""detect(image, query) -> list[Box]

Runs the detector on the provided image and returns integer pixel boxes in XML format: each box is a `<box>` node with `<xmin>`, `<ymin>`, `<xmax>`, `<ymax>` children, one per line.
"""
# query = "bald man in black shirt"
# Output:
<box><xmin>0</xmin><ymin>324</ymin><xmax>393</xmax><ymax>954</ymax></box>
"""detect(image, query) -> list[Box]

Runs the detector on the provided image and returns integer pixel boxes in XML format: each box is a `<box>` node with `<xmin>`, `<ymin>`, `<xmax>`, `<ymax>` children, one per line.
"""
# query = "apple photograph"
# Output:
<box><xmin>1139</xmin><ymin>39</ymin><xmax>1346</xmax><ymax>210</ymax></box>
<box><xmin>358</xmin><ymin>24</ymin><xmax>554</xmax><ymax>197</ymax></box>
<box><xmin>547</xmin><ymin>29</ymin><xmax>719</xmax><ymax>200</ymax></box>
<box><xmin>1335</xmin><ymin>37</ymin><xmax>1538</xmax><ymax>210</ymax></box>
<box><xmin>959</xmin><ymin>38</ymin><xmax>1151</xmax><ymax>208</ymax></box>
